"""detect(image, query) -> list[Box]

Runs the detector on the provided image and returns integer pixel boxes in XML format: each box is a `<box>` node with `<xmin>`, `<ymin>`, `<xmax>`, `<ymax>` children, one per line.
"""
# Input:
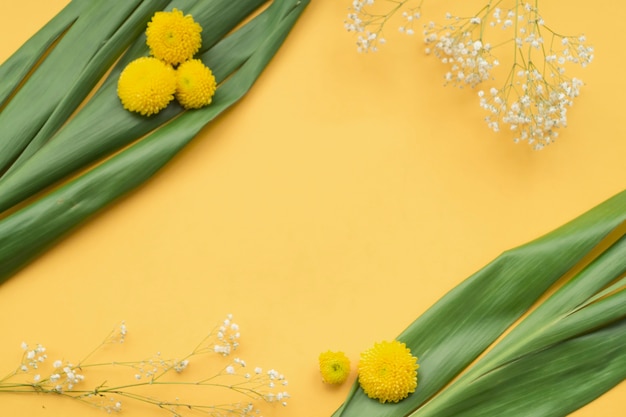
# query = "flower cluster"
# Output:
<box><xmin>344</xmin><ymin>0</ymin><xmax>384</xmax><ymax>53</ymax></box>
<box><xmin>1</xmin><ymin>315</ymin><xmax>289</xmax><ymax>417</ymax></box>
<box><xmin>19</xmin><ymin>342</ymin><xmax>46</xmax><ymax>372</ymax></box>
<box><xmin>117</xmin><ymin>57</ymin><xmax>177</xmax><ymax>116</ymax></box>
<box><xmin>224</xmin><ymin>359</ymin><xmax>290</xmax><ymax>407</ymax></box>
<box><xmin>318</xmin><ymin>340</ymin><xmax>419</xmax><ymax>404</ymax></box>
<box><xmin>117</xmin><ymin>8</ymin><xmax>216</xmax><ymax>116</ymax></box>
<box><xmin>146</xmin><ymin>8</ymin><xmax>202</xmax><ymax>66</ymax></box>
<box><xmin>176</xmin><ymin>59</ymin><xmax>218</xmax><ymax>110</ymax></box>
<box><xmin>344</xmin><ymin>0</ymin><xmax>422</xmax><ymax>53</ymax></box>
<box><xmin>426</xmin><ymin>3</ymin><xmax>592</xmax><ymax>149</ymax></box>
<box><xmin>345</xmin><ymin>0</ymin><xmax>593</xmax><ymax>150</ymax></box>
<box><xmin>319</xmin><ymin>350</ymin><xmax>351</xmax><ymax>384</ymax></box>
<box><xmin>423</xmin><ymin>13</ymin><xmax>501</xmax><ymax>88</ymax></box>
<box><xmin>358</xmin><ymin>340</ymin><xmax>419</xmax><ymax>403</ymax></box>
<box><xmin>213</xmin><ymin>312</ymin><xmax>241</xmax><ymax>355</ymax></box>
<box><xmin>475</xmin><ymin>4</ymin><xmax>592</xmax><ymax>149</ymax></box>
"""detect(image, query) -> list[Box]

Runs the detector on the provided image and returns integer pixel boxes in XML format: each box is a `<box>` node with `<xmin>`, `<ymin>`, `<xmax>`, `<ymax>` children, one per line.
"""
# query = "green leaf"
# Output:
<box><xmin>412</xmin><ymin>318</ymin><xmax>626</xmax><ymax>417</ymax></box>
<box><xmin>0</xmin><ymin>0</ymin><xmax>310</xmax><ymax>283</ymax></box>
<box><xmin>333</xmin><ymin>190</ymin><xmax>626</xmax><ymax>417</ymax></box>
<box><xmin>0</xmin><ymin>1</ymin><xmax>157</xmax><ymax>173</ymax></box>
<box><xmin>5</xmin><ymin>0</ymin><xmax>173</xmax><ymax>173</ymax></box>
<box><xmin>409</xmin><ymin>236</ymin><xmax>626</xmax><ymax>417</ymax></box>
<box><xmin>0</xmin><ymin>0</ymin><xmax>268</xmax><ymax>210</ymax></box>
<box><xmin>0</xmin><ymin>1</ymin><xmax>82</xmax><ymax>107</ymax></box>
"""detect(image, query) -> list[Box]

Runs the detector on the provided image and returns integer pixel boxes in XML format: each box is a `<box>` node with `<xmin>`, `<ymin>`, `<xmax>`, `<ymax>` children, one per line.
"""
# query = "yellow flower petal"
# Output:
<box><xmin>358</xmin><ymin>340</ymin><xmax>419</xmax><ymax>403</ymax></box>
<box><xmin>319</xmin><ymin>351</ymin><xmax>351</xmax><ymax>384</ymax></box>
<box><xmin>117</xmin><ymin>57</ymin><xmax>176</xmax><ymax>116</ymax></box>
<box><xmin>146</xmin><ymin>8</ymin><xmax>202</xmax><ymax>66</ymax></box>
<box><xmin>175</xmin><ymin>59</ymin><xmax>217</xmax><ymax>109</ymax></box>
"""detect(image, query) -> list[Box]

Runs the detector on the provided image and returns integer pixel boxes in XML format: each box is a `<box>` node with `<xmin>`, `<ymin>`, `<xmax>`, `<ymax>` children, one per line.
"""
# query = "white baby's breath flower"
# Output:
<box><xmin>345</xmin><ymin>0</ymin><xmax>424</xmax><ymax>52</ymax></box>
<box><xmin>9</xmin><ymin>315</ymin><xmax>289</xmax><ymax>416</ymax></box>
<box><xmin>345</xmin><ymin>0</ymin><xmax>593</xmax><ymax>149</ymax></box>
<box><xmin>174</xmin><ymin>359</ymin><xmax>189</xmax><ymax>373</ymax></box>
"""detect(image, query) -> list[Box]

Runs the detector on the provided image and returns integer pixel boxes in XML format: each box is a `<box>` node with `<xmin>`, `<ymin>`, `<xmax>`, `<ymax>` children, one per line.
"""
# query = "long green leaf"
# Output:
<box><xmin>412</xmin><ymin>318</ymin><xmax>626</xmax><ymax>416</ymax></box>
<box><xmin>409</xmin><ymin>236</ymin><xmax>626</xmax><ymax>417</ymax></box>
<box><xmin>5</xmin><ymin>0</ymin><xmax>172</xmax><ymax>173</ymax></box>
<box><xmin>0</xmin><ymin>0</ymin><xmax>268</xmax><ymax>212</ymax></box>
<box><xmin>454</xmin><ymin>235</ymin><xmax>626</xmax><ymax>377</ymax></box>
<box><xmin>0</xmin><ymin>1</ymin><xmax>82</xmax><ymax>106</ymax></box>
<box><xmin>0</xmin><ymin>0</ymin><xmax>310</xmax><ymax>283</ymax></box>
<box><xmin>333</xmin><ymin>190</ymin><xmax>626</xmax><ymax>417</ymax></box>
<box><xmin>0</xmin><ymin>1</ymin><xmax>151</xmax><ymax>173</ymax></box>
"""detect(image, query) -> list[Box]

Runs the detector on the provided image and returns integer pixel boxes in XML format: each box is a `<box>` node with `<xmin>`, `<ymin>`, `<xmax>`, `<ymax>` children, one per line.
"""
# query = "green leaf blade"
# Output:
<box><xmin>0</xmin><ymin>0</ymin><xmax>274</xmax><ymax>214</ymax></box>
<box><xmin>5</xmin><ymin>0</ymin><xmax>173</xmax><ymax>173</ymax></box>
<box><xmin>0</xmin><ymin>0</ymin><xmax>310</xmax><ymax>283</ymax></box>
<box><xmin>414</xmin><ymin>319</ymin><xmax>626</xmax><ymax>417</ymax></box>
<box><xmin>0</xmin><ymin>1</ymin><xmax>83</xmax><ymax>106</ymax></box>
<box><xmin>0</xmin><ymin>1</ymin><xmax>147</xmax><ymax>173</ymax></box>
<box><xmin>334</xmin><ymin>191</ymin><xmax>626</xmax><ymax>417</ymax></box>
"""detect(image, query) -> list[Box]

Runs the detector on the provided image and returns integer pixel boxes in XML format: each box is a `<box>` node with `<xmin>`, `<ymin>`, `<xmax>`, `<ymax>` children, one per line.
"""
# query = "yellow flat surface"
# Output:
<box><xmin>0</xmin><ymin>1</ymin><xmax>624</xmax><ymax>416</ymax></box>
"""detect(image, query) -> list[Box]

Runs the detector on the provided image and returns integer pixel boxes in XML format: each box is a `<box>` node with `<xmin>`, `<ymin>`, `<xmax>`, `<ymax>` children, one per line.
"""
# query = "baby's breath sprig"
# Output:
<box><xmin>345</xmin><ymin>0</ymin><xmax>594</xmax><ymax>149</ymax></box>
<box><xmin>345</xmin><ymin>0</ymin><xmax>425</xmax><ymax>53</ymax></box>
<box><xmin>0</xmin><ymin>315</ymin><xmax>290</xmax><ymax>417</ymax></box>
<box><xmin>473</xmin><ymin>2</ymin><xmax>593</xmax><ymax>149</ymax></box>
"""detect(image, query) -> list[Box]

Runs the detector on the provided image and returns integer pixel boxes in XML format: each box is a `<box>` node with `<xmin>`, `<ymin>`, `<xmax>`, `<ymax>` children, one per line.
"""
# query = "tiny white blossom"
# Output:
<box><xmin>174</xmin><ymin>359</ymin><xmax>189</xmax><ymax>373</ymax></box>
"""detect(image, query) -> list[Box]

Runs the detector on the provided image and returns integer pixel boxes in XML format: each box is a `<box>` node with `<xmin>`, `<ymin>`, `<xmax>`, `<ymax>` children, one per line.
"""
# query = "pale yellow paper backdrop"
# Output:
<box><xmin>0</xmin><ymin>0</ymin><xmax>624</xmax><ymax>416</ymax></box>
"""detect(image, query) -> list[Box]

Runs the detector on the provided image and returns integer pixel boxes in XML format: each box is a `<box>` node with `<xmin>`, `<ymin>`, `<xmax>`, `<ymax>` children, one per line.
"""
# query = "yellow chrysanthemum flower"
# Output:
<box><xmin>319</xmin><ymin>351</ymin><xmax>351</xmax><ymax>384</ymax></box>
<box><xmin>117</xmin><ymin>57</ymin><xmax>177</xmax><ymax>116</ymax></box>
<box><xmin>358</xmin><ymin>340</ymin><xmax>419</xmax><ymax>403</ymax></box>
<box><xmin>146</xmin><ymin>8</ymin><xmax>202</xmax><ymax>66</ymax></box>
<box><xmin>175</xmin><ymin>59</ymin><xmax>217</xmax><ymax>109</ymax></box>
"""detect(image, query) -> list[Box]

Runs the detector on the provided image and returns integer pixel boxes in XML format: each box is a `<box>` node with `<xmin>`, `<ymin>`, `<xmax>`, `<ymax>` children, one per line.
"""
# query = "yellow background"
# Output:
<box><xmin>0</xmin><ymin>0</ymin><xmax>624</xmax><ymax>416</ymax></box>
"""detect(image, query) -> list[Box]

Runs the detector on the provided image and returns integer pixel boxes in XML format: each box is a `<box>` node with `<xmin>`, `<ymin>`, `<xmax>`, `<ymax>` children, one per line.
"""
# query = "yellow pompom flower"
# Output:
<box><xmin>146</xmin><ymin>8</ymin><xmax>202</xmax><ymax>66</ymax></box>
<box><xmin>117</xmin><ymin>57</ymin><xmax>177</xmax><ymax>116</ymax></box>
<box><xmin>175</xmin><ymin>59</ymin><xmax>217</xmax><ymax>109</ymax></box>
<box><xmin>358</xmin><ymin>340</ymin><xmax>419</xmax><ymax>403</ymax></box>
<box><xmin>319</xmin><ymin>351</ymin><xmax>351</xmax><ymax>384</ymax></box>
